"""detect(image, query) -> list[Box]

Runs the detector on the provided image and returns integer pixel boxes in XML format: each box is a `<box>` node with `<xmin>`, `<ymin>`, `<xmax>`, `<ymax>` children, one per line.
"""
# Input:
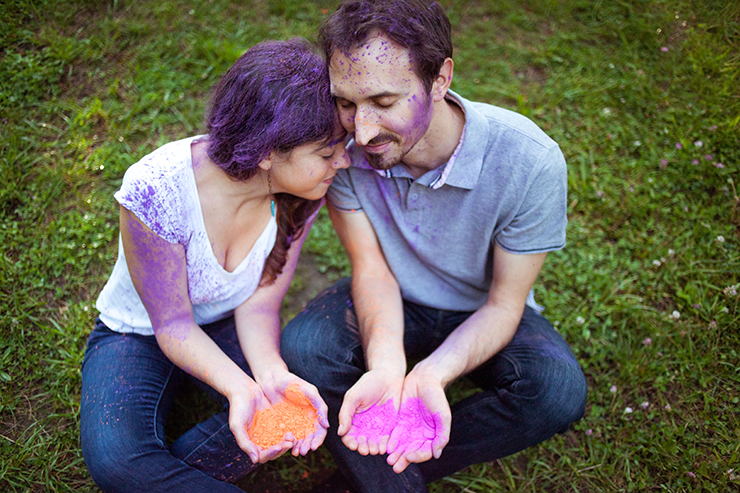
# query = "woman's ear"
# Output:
<box><xmin>431</xmin><ymin>57</ymin><xmax>454</xmax><ymax>103</ymax></box>
<box><xmin>257</xmin><ymin>153</ymin><xmax>274</xmax><ymax>172</ymax></box>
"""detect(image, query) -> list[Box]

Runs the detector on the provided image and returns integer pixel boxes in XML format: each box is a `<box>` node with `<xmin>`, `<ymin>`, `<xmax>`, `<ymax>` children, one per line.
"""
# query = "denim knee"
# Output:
<box><xmin>526</xmin><ymin>358</ymin><xmax>587</xmax><ymax>437</ymax></box>
<box><xmin>281</xmin><ymin>279</ymin><xmax>357</xmax><ymax>376</ymax></box>
<box><xmin>83</xmin><ymin>435</ymin><xmax>164</xmax><ymax>493</ymax></box>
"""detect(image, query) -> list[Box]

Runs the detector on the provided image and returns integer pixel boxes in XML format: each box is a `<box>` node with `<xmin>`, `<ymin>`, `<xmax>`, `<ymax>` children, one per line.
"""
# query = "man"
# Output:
<box><xmin>281</xmin><ymin>1</ymin><xmax>587</xmax><ymax>491</ymax></box>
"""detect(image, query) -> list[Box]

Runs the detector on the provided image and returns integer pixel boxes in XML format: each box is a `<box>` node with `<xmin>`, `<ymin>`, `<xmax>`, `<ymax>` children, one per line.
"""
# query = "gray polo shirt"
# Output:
<box><xmin>327</xmin><ymin>90</ymin><xmax>567</xmax><ymax>312</ymax></box>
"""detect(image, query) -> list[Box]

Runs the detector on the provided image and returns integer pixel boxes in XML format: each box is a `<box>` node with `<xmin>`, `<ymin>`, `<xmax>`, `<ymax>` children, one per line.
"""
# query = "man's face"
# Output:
<box><xmin>329</xmin><ymin>34</ymin><xmax>434</xmax><ymax>170</ymax></box>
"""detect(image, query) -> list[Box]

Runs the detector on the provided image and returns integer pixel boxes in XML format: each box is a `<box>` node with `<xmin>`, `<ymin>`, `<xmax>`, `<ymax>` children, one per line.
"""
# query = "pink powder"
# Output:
<box><xmin>348</xmin><ymin>399</ymin><xmax>398</xmax><ymax>442</ymax></box>
<box><xmin>387</xmin><ymin>398</ymin><xmax>442</xmax><ymax>454</ymax></box>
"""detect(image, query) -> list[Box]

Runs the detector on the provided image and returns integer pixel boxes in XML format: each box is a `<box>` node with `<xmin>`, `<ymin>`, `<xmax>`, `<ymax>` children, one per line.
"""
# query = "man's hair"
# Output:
<box><xmin>205</xmin><ymin>38</ymin><xmax>334</xmax><ymax>284</ymax></box>
<box><xmin>318</xmin><ymin>0</ymin><xmax>452</xmax><ymax>93</ymax></box>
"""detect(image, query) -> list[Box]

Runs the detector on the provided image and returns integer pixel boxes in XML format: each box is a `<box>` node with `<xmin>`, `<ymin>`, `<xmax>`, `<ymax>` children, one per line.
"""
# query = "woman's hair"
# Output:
<box><xmin>318</xmin><ymin>0</ymin><xmax>452</xmax><ymax>94</ymax></box>
<box><xmin>205</xmin><ymin>38</ymin><xmax>336</xmax><ymax>284</ymax></box>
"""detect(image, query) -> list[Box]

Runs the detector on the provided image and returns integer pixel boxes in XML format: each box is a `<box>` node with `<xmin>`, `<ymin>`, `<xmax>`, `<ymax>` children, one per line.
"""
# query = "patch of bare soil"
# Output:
<box><xmin>280</xmin><ymin>253</ymin><xmax>337</xmax><ymax>326</ymax></box>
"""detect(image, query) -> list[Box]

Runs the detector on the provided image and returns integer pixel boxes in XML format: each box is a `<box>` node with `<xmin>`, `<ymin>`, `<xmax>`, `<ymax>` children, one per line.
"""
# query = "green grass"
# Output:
<box><xmin>1</xmin><ymin>0</ymin><xmax>738</xmax><ymax>491</ymax></box>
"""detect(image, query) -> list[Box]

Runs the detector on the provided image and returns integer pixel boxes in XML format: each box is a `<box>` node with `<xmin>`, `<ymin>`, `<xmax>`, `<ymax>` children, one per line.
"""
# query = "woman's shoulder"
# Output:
<box><xmin>115</xmin><ymin>135</ymin><xmax>205</xmax><ymax>243</ymax></box>
<box><xmin>128</xmin><ymin>135</ymin><xmax>204</xmax><ymax>178</ymax></box>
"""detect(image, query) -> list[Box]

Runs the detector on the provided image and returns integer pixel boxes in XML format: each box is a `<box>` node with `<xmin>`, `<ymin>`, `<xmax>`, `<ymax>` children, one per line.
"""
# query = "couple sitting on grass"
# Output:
<box><xmin>80</xmin><ymin>1</ymin><xmax>587</xmax><ymax>491</ymax></box>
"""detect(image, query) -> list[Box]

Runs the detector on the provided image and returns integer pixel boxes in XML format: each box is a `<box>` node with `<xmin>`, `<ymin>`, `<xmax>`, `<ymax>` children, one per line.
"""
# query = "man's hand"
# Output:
<box><xmin>386</xmin><ymin>369</ymin><xmax>450</xmax><ymax>474</ymax></box>
<box><xmin>338</xmin><ymin>368</ymin><xmax>404</xmax><ymax>455</ymax></box>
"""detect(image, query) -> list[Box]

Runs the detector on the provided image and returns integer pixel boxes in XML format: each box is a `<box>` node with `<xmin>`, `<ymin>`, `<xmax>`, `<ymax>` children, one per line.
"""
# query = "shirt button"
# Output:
<box><xmin>411</xmin><ymin>193</ymin><xmax>418</xmax><ymax>200</ymax></box>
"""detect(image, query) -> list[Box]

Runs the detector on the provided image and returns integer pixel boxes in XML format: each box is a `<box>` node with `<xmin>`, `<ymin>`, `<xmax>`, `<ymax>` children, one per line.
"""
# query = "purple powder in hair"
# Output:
<box><xmin>348</xmin><ymin>399</ymin><xmax>398</xmax><ymax>443</ymax></box>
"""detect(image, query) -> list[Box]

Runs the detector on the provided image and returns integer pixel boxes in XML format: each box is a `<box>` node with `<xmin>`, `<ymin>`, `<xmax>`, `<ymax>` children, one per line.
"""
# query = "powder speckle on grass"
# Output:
<box><xmin>247</xmin><ymin>383</ymin><xmax>317</xmax><ymax>449</ymax></box>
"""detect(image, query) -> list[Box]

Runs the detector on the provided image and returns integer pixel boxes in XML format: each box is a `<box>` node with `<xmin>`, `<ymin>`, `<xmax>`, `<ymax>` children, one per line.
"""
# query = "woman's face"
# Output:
<box><xmin>270</xmin><ymin>129</ymin><xmax>350</xmax><ymax>201</ymax></box>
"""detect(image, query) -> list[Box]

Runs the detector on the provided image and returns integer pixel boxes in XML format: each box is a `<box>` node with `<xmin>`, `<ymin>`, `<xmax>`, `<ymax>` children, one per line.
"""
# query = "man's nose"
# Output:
<box><xmin>353</xmin><ymin>107</ymin><xmax>381</xmax><ymax>146</ymax></box>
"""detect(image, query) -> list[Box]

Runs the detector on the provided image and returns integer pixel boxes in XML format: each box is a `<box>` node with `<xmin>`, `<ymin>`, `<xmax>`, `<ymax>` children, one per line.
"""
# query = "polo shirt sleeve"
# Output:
<box><xmin>327</xmin><ymin>168</ymin><xmax>363</xmax><ymax>212</ymax></box>
<box><xmin>496</xmin><ymin>145</ymin><xmax>567</xmax><ymax>254</ymax></box>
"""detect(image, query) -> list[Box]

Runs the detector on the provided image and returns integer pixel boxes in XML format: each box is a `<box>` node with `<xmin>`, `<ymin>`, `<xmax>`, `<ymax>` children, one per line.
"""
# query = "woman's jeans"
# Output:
<box><xmin>281</xmin><ymin>277</ymin><xmax>587</xmax><ymax>493</ymax></box>
<box><xmin>80</xmin><ymin>316</ymin><xmax>255</xmax><ymax>492</ymax></box>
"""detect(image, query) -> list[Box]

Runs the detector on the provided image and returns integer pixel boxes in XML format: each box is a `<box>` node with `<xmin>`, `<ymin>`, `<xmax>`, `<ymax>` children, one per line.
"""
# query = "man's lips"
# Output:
<box><xmin>363</xmin><ymin>140</ymin><xmax>392</xmax><ymax>153</ymax></box>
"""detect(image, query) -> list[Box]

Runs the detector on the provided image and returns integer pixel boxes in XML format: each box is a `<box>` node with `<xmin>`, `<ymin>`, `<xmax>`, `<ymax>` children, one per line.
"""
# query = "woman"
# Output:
<box><xmin>80</xmin><ymin>38</ymin><xmax>348</xmax><ymax>492</ymax></box>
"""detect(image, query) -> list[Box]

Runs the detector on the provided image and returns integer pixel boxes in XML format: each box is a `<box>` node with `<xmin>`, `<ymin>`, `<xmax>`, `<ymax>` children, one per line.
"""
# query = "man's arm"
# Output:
<box><xmin>387</xmin><ymin>243</ymin><xmax>547</xmax><ymax>473</ymax></box>
<box><xmin>327</xmin><ymin>203</ymin><xmax>407</xmax><ymax>456</ymax></box>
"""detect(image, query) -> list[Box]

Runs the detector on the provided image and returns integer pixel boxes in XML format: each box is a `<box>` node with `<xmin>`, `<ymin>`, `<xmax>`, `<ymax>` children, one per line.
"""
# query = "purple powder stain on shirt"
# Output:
<box><xmin>349</xmin><ymin>399</ymin><xmax>397</xmax><ymax>442</ymax></box>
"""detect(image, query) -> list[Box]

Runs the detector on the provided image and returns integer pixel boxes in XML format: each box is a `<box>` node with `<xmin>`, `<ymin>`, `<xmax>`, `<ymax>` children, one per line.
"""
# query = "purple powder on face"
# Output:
<box><xmin>349</xmin><ymin>399</ymin><xmax>398</xmax><ymax>442</ymax></box>
<box><xmin>387</xmin><ymin>398</ymin><xmax>442</xmax><ymax>454</ymax></box>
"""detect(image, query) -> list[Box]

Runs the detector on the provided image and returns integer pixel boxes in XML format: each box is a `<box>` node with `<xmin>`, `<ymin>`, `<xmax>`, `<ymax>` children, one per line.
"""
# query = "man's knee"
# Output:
<box><xmin>532</xmin><ymin>360</ymin><xmax>587</xmax><ymax>435</ymax></box>
<box><xmin>281</xmin><ymin>278</ymin><xmax>357</xmax><ymax>379</ymax></box>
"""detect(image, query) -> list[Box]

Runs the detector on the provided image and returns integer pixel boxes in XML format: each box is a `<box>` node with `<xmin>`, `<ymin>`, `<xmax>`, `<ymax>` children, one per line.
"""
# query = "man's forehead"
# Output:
<box><xmin>328</xmin><ymin>36</ymin><xmax>417</xmax><ymax>97</ymax></box>
<box><xmin>330</xmin><ymin>34</ymin><xmax>411</xmax><ymax>71</ymax></box>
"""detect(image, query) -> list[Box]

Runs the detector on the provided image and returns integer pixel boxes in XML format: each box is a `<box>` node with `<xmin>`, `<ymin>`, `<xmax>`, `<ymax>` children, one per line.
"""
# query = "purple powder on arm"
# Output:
<box><xmin>348</xmin><ymin>399</ymin><xmax>398</xmax><ymax>443</ymax></box>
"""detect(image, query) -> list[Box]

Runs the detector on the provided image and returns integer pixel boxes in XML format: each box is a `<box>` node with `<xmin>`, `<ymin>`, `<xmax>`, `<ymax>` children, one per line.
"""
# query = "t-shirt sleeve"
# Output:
<box><xmin>327</xmin><ymin>168</ymin><xmax>363</xmax><ymax>212</ymax></box>
<box><xmin>114</xmin><ymin>160</ymin><xmax>181</xmax><ymax>244</ymax></box>
<box><xmin>495</xmin><ymin>145</ymin><xmax>567</xmax><ymax>254</ymax></box>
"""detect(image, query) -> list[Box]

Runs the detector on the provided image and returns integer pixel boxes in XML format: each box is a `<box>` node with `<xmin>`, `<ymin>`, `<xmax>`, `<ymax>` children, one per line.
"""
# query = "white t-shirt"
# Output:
<box><xmin>96</xmin><ymin>135</ymin><xmax>278</xmax><ymax>335</ymax></box>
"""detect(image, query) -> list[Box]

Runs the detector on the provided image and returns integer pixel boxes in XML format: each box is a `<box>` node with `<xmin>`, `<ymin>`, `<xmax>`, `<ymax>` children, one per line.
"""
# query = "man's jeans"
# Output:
<box><xmin>281</xmin><ymin>277</ymin><xmax>587</xmax><ymax>493</ymax></box>
<box><xmin>80</xmin><ymin>317</ymin><xmax>254</xmax><ymax>492</ymax></box>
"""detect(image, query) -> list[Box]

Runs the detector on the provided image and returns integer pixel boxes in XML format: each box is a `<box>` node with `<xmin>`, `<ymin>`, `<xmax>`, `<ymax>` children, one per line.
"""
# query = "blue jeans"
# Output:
<box><xmin>281</xmin><ymin>278</ymin><xmax>587</xmax><ymax>493</ymax></box>
<box><xmin>80</xmin><ymin>317</ymin><xmax>255</xmax><ymax>492</ymax></box>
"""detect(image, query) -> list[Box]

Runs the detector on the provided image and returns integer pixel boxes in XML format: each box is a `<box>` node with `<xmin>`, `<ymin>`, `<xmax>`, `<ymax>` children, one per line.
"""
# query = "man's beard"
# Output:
<box><xmin>362</xmin><ymin>133</ymin><xmax>404</xmax><ymax>170</ymax></box>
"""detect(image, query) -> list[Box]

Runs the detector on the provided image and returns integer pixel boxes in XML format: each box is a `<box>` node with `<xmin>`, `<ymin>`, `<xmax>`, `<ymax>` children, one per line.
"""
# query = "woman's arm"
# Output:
<box><xmin>119</xmin><ymin>205</ymin><xmax>276</xmax><ymax>463</ymax></box>
<box><xmin>234</xmin><ymin>208</ymin><xmax>329</xmax><ymax>456</ymax></box>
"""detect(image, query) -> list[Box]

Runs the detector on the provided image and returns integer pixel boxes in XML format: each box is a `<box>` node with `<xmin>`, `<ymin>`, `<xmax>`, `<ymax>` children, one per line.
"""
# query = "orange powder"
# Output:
<box><xmin>247</xmin><ymin>383</ymin><xmax>317</xmax><ymax>449</ymax></box>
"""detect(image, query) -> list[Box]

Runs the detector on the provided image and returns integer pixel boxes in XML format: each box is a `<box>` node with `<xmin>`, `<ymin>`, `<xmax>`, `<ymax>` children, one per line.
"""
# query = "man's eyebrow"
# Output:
<box><xmin>332</xmin><ymin>90</ymin><xmax>400</xmax><ymax>100</ymax></box>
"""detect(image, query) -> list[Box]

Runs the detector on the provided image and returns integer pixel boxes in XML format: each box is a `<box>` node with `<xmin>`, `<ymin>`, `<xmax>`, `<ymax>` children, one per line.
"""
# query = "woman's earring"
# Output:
<box><xmin>266</xmin><ymin>171</ymin><xmax>276</xmax><ymax>217</ymax></box>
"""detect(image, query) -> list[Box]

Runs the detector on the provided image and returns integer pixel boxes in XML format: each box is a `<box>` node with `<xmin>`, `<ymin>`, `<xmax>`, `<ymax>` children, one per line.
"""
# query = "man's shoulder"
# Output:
<box><xmin>455</xmin><ymin>92</ymin><xmax>557</xmax><ymax>151</ymax></box>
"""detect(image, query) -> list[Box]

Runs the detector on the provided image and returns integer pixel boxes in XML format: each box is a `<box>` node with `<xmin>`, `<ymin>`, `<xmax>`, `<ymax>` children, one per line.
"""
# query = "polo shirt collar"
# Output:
<box><xmin>435</xmin><ymin>90</ymin><xmax>487</xmax><ymax>190</ymax></box>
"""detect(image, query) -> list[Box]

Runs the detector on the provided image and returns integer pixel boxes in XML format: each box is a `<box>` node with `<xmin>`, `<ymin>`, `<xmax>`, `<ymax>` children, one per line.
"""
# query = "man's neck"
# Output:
<box><xmin>400</xmin><ymin>95</ymin><xmax>465</xmax><ymax>179</ymax></box>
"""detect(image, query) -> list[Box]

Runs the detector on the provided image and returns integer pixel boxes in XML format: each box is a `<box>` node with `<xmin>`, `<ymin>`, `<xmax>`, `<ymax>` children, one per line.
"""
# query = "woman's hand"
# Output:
<box><xmin>255</xmin><ymin>367</ymin><xmax>330</xmax><ymax>457</ymax></box>
<box><xmin>227</xmin><ymin>380</ymin><xmax>294</xmax><ymax>464</ymax></box>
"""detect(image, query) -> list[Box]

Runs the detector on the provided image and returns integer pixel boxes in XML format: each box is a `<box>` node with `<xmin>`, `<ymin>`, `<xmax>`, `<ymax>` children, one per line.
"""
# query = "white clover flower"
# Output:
<box><xmin>694</xmin><ymin>140</ymin><xmax>703</xmax><ymax>147</ymax></box>
<box><xmin>653</xmin><ymin>260</ymin><xmax>662</xmax><ymax>267</ymax></box>
<box><xmin>716</xmin><ymin>235</ymin><xmax>725</xmax><ymax>243</ymax></box>
<box><xmin>641</xmin><ymin>402</ymin><xmax>649</xmax><ymax>410</ymax></box>
<box><xmin>624</xmin><ymin>407</ymin><xmax>633</xmax><ymax>414</ymax></box>
<box><xmin>576</xmin><ymin>316</ymin><xmax>585</xmax><ymax>325</ymax></box>
<box><xmin>671</xmin><ymin>310</ymin><xmax>681</xmax><ymax>319</ymax></box>
<box><xmin>610</xmin><ymin>385</ymin><xmax>617</xmax><ymax>393</ymax></box>
<box><xmin>634</xmin><ymin>140</ymin><xmax>641</xmax><ymax>146</ymax></box>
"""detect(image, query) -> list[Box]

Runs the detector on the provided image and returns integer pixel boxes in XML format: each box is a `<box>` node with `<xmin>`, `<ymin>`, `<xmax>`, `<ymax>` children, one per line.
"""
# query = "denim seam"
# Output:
<box><xmin>179</xmin><ymin>421</ymin><xmax>232</xmax><ymax>463</ymax></box>
<box><xmin>152</xmin><ymin>363</ymin><xmax>176</xmax><ymax>448</ymax></box>
<box><xmin>499</xmin><ymin>352</ymin><xmax>523</xmax><ymax>392</ymax></box>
